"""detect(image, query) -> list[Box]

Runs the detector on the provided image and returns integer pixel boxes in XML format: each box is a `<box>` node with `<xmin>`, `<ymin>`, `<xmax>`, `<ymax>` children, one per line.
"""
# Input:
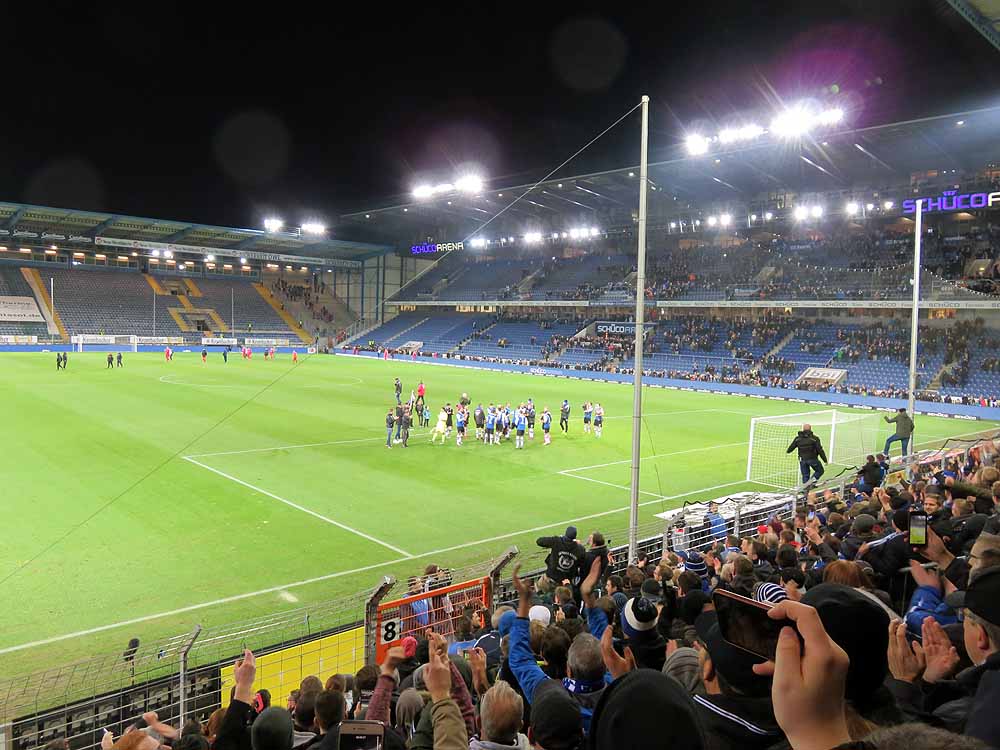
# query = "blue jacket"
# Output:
<box><xmin>905</xmin><ymin>584</ymin><xmax>959</xmax><ymax>637</ymax></box>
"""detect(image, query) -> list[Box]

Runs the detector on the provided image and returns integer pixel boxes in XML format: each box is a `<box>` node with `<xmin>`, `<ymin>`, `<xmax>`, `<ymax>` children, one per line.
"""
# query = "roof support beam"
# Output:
<box><xmin>161</xmin><ymin>225</ymin><xmax>198</xmax><ymax>243</ymax></box>
<box><xmin>3</xmin><ymin>207</ymin><xmax>26</xmax><ymax>231</ymax></box>
<box><xmin>233</xmin><ymin>234</ymin><xmax>265</xmax><ymax>251</ymax></box>
<box><xmin>946</xmin><ymin>0</ymin><xmax>1000</xmax><ymax>52</ymax></box>
<box><xmin>84</xmin><ymin>215</ymin><xmax>120</xmax><ymax>237</ymax></box>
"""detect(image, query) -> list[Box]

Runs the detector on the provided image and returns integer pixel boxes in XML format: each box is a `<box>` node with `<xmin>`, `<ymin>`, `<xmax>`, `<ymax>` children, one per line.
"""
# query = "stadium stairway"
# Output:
<box><xmin>252</xmin><ymin>283</ymin><xmax>313</xmax><ymax>343</ymax></box>
<box><xmin>143</xmin><ymin>273</ymin><xmax>169</xmax><ymax>295</ymax></box>
<box><xmin>20</xmin><ymin>267</ymin><xmax>67</xmax><ymax>340</ymax></box>
<box><xmin>766</xmin><ymin>330</ymin><xmax>796</xmax><ymax>358</ymax></box>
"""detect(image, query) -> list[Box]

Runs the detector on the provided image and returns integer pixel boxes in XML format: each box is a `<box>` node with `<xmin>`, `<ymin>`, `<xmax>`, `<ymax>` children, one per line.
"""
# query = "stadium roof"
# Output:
<box><xmin>340</xmin><ymin>105</ymin><xmax>1000</xmax><ymax>245</ymax></box>
<box><xmin>948</xmin><ymin>0</ymin><xmax>1000</xmax><ymax>52</ymax></box>
<box><xmin>0</xmin><ymin>202</ymin><xmax>393</xmax><ymax>262</ymax></box>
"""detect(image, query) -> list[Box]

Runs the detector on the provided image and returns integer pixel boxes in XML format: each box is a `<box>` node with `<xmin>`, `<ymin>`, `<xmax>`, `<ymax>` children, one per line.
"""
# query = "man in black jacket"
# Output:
<box><xmin>786</xmin><ymin>424</ymin><xmax>828</xmax><ymax>486</ymax></box>
<box><xmin>536</xmin><ymin>526</ymin><xmax>585</xmax><ymax>584</ymax></box>
<box><xmin>857</xmin><ymin>455</ymin><xmax>883</xmax><ymax>494</ymax></box>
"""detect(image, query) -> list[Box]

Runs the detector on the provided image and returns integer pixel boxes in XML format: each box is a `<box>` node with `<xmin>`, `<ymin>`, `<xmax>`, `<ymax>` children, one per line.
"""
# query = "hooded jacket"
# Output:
<box><xmin>468</xmin><ymin>735</ymin><xmax>531</xmax><ymax>750</ymax></box>
<box><xmin>536</xmin><ymin>535</ymin><xmax>586</xmax><ymax>583</ymax></box>
<box><xmin>786</xmin><ymin>430</ymin><xmax>828</xmax><ymax>462</ymax></box>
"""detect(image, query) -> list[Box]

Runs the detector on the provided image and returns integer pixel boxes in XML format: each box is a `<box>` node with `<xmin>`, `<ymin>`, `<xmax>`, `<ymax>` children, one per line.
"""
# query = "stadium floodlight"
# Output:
<box><xmin>551</xmin><ymin>232</ymin><xmax>559</xmax><ymax>239</ymax></box>
<box><xmin>151</xmin><ymin>249</ymin><xmax>161</xmax><ymax>257</ymax></box>
<box><xmin>845</xmin><ymin>201</ymin><xmax>859</xmax><ymax>216</ymax></box>
<box><xmin>178</xmin><ymin>262</ymin><xmax>185</xmax><ymax>269</ymax></box>
<box><xmin>206</xmin><ymin>254</ymin><xmax>215</xmax><ymax>262</ymax></box>
<box><xmin>694</xmin><ymin>219</ymin><xmax>701</xmax><ymax>226</ymax></box>
<box><xmin>264</xmin><ymin>217</ymin><xmax>284</xmax><ymax>232</ymax></box>
<box><xmin>685</xmin><ymin>133</ymin><xmax>710</xmax><ymax>156</ymax></box>
<box><xmin>793</xmin><ymin>206</ymin><xmax>809</xmax><ymax>221</ymax></box>
<box><xmin>771</xmin><ymin>105</ymin><xmax>812</xmax><ymax>138</ymax></box>
<box><xmin>720</xmin><ymin>213</ymin><xmax>732</xmax><ymax>227</ymax></box>
<box><xmin>817</xmin><ymin>107</ymin><xmax>844</xmax><ymax>125</ymax></box>
<box><xmin>750</xmin><ymin>213</ymin><xmax>757</xmax><ymax>222</ymax></box>
<box><xmin>301</xmin><ymin>222</ymin><xmax>326</xmax><ymax>235</ymax></box>
<box><xmin>365</xmin><ymin>214</ymin><xmax>371</xmax><ymax>219</ymax></box>
<box><xmin>508</xmin><ymin>236</ymin><xmax>515</xmax><ymax>242</ymax></box>
<box><xmin>866</xmin><ymin>202</ymin><xmax>875</xmax><ymax>211</ymax></box>
<box><xmin>810</xmin><ymin>205</ymin><xmax>823</xmax><ymax>218</ymax></box>
<box><xmin>412</xmin><ymin>185</ymin><xmax>433</xmax><ymax>199</ymax></box>
<box><xmin>718</xmin><ymin>123</ymin><xmax>764</xmax><ymax>144</ymax></box>
<box><xmin>956</xmin><ymin>120</ymin><xmax>965</xmax><ymax>126</ymax></box>
<box><xmin>628</xmin><ymin>171</ymin><xmax>635</xmax><ymax>177</ymax></box>
<box><xmin>455</xmin><ymin>175</ymin><xmax>484</xmax><ymax>194</ymax></box>
<box><xmin>470</xmin><ymin>238</ymin><xmax>488</xmax><ymax>248</ymax></box>
<box><xmin>561</xmin><ymin>232</ymin><xmax>567</xmax><ymax>238</ymax></box>
<box><xmin>707</xmin><ymin>216</ymin><xmax>718</xmax><ymax>227</ymax></box>
<box><xmin>524</xmin><ymin>232</ymin><xmax>543</xmax><ymax>244</ymax></box>
<box><xmin>589</xmin><ymin>227</ymin><xmax>600</xmax><ymax>237</ymax></box>
<box><xmin>883</xmin><ymin>200</ymin><xmax>894</xmax><ymax>210</ymax></box>
<box><xmin>240</xmin><ymin>257</ymin><xmax>247</xmax><ymax>264</ymax></box>
<box><xmin>164</xmin><ymin>250</ymin><xmax>173</xmax><ymax>258</ymax></box>
<box><xmin>568</xmin><ymin>227</ymin><xmax>581</xmax><ymax>239</ymax></box>
<box><xmin>764</xmin><ymin>211</ymin><xmax>773</xmax><ymax>221</ymax></box>
<box><xmin>669</xmin><ymin>221</ymin><xmax>677</xmax><ymax>229</ymax></box>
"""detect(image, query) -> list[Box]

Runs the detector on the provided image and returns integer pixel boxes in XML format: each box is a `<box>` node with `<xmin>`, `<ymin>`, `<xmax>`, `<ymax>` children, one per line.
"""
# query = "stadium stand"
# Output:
<box><xmin>0</xmin><ymin>266</ymin><xmax>48</xmax><ymax>336</ymax></box>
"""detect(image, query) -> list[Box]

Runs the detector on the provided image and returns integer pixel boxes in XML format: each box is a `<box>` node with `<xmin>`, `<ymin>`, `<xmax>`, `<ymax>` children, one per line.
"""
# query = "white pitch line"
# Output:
<box><xmin>0</xmin><ymin>477</ymin><xmax>748</xmax><ymax>656</ymax></box>
<box><xmin>183</xmin><ymin>456</ymin><xmax>413</xmax><ymax>557</ymax></box>
<box><xmin>559</xmin><ymin>440</ymin><xmax>749</xmax><ymax>473</ymax></box>
<box><xmin>186</xmin><ymin>432</ymin><xmax>429</xmax><ymax>459</ymax></box>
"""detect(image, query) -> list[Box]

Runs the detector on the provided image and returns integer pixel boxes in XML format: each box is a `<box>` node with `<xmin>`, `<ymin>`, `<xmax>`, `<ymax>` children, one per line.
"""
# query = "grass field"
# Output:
<box><xmin>2</xmin><ymin>351</ymin><xmax>997</xmax><ymax>678</ymax></box>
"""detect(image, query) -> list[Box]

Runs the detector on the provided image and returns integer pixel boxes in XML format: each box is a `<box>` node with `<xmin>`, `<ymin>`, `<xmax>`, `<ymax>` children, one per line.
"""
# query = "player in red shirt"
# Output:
<box><xmin>292</xmin><ymin>350</ymin><xmax>299</xmax><ymax>364</ymax></box>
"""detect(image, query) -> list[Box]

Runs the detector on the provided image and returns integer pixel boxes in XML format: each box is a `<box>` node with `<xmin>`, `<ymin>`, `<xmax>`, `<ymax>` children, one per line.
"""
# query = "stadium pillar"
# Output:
<box><xmin>628</xmin><ymin>95</ymin><xmax>650</xmax><ymax>565</ymax></box>
<box><xmin>907</xmin><ymin>200</ymin><xmax>923</xmax><ymax>419</ymax></box>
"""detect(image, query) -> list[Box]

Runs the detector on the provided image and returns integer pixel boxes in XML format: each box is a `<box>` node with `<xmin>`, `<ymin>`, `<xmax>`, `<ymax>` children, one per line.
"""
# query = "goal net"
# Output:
<box><xmin>746</xmin><ymin>409</ymin><xmax>885</xmax><ymax>490</ymax></box>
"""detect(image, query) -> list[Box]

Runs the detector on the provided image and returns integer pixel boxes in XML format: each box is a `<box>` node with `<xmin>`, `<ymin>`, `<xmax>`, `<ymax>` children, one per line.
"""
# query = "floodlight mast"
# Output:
<box><xmin>629</xmin><ymin>95</ymin><xmax>649</xmax><ymax>565</ymax></box>
<box><xmin>907</xmin><ymin>199</ymin><xmax>923</xmax><ymax>421</ymax></box>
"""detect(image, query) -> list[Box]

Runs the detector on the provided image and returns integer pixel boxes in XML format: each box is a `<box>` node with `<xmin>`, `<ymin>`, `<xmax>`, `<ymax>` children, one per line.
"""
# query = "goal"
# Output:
<box><xmin>746</xmin><ymin>409</ymin><xmax>885</xmax><ymax>490</ymax></box>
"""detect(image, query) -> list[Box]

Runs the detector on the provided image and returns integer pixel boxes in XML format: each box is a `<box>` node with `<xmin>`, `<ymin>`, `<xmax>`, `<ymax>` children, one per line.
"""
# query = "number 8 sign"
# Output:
<box><xmin>380</xmin><ymin>616</ymin><xmax>402</xmax><ymax>645</ymax></box>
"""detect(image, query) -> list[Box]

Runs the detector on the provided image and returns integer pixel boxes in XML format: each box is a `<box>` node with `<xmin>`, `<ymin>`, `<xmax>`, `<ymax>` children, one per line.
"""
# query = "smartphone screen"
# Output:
<box><xmin>338</xmin><ymin>721</ymin><xmax>384</xmax><ymax>750</ymax></box>
<box><xmin>909</xmin><ymin>512</ymin><xmax>928</xmax><ymax>547</ymax></box>
<box><xmin>713</xmin><ymin>589</ymin><xmax>794</xmax><ymax>660</ymax></box>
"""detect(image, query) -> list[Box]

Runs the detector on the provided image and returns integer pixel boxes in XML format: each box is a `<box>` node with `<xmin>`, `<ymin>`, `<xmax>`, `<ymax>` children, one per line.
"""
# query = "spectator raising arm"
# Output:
<box><xmin>424</xmin><ymin>643</ymin><xmax>468</xmax><ymax>750</ymax></box>
<box><xmin>366</xmin><ymin>645</ymin><xmax>404</xmax><ymax>726</ymax></box>
<box><xmin>508</xmin><ymin>565</ymin><xmax>548</xmax><ymax>703</ymax></box>
<box><xmin>580</xmin><ymin>556</ymin><xmax>608</xmax><ymax>638</ymax></box>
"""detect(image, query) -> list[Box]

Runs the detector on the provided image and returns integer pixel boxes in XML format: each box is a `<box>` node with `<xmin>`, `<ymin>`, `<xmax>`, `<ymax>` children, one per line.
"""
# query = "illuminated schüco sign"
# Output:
<box><xmin>410</xmin><ymin>241</ymin><xmax>464</xmax><ymax>255</ymax></box>
<box><xmin>903</xmin><ymin>190</ymin><xmax>1000</xmax><ymax>215</ymax></box>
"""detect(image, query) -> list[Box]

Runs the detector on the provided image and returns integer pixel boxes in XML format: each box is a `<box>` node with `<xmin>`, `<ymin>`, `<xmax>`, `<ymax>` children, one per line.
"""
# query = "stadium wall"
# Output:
<box><xmin>336</xmin><ymin>350</ymin><xmax>1000</xmax><ymax>420</ymax></box>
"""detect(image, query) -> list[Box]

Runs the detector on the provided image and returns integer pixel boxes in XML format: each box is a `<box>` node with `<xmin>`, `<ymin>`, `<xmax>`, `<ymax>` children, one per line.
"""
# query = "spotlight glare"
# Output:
<box><xmin>750</xmin><ymin>214</ymin><xmax>757</xmax><ymax>221</ymax></box>
<box><xmin>240</xmin><ymin>257</ymin><xmax>247</xmax><ymax>264</ymax></box>
<box><xmin>455</xmin><ymin>175</ymin><xmax>484</xmax><ymax>194</ymax></box>
<box><xmin>264</xmin><ymin>217</ymin><xmax>284</xmax><ymax>232</ymax></box>
<box><xmin>206</xmin><ymin>254</ymin><xmax>215</xmax><ymax>262</ymax></box>
<box><xmin>707</xmin><ymin>216</ymin><xmax>718</xmax><ymax>227</ymax></box>
<box><xmin>685</xmin><ymin>133</ymin><xmax>710</xmax><ymax>155</ymax></box>
<box><xmin>764</xmin><ymin>212</ymin><xmax>773</xmax><ymax>221</ymax></box>
<box><xmin>883</xmin><ymin>200</ymin><xmax>894</xmax><ymax>210</ymax></box>
<box><xmin>810</xmin><ymin>205</ymin><xmax>823</xmax><ymax>218</ymax></box>
<box><xmin>866</xmin><ymin>203</ymin><xmax>875</xmax><ymax>211</ymax></box>
<box><xmin>720</xmin><ymin>213</ymin><xmax>732</xmax><ymax>227</ymax></box>
<box><xmin>845</xmin><ymin>201</ymin><xmax>859</xmax><ymax>216</ymax></box>
<box><xmin>301</xmin><ymin>222</ymin><xmax>326</xmax><ymax>235</ymax></box>
<box><xmin>771</xmin><ymin>106</ymin><xmax>812</xmax><ymax>138</ymax></box>
<box><xmin>818</xmin><ymin>107</ymin><xmax>844</xmax><ymax>125</ymax></box>
<box><xmin>669</xmin><ymin>222</ymin><xmax>677</xmax><ymax>229</ymax></box>
<box><xmin>524</xmin><ymin>232</ymin><xmax>543</xmax><ymax>244</ymax></box>
<box><xmin>718</xmin><ymin>123</ymin><xmax>764</xmax><ymax>144</ymax></box>
<box><xmin>470</xmin><ymin>238</ymin><xmax>487</xmax><ymax>249</ymax></box>
<box><xmin>793</xmin><ymin>206</ymin><xmax>809</xmax><ymax>221</ymax></box>
<box><xmin>589</xmin><ymin>227</ymin><xmax>599</xmax><ymax>237</ymax></box>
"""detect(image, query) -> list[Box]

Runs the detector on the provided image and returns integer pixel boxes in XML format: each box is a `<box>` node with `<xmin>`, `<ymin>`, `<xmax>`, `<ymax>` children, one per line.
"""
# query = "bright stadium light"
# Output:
<box><xmin>163</xmin><ymin>250</ymin><xmax>173</xmax><ymax>258</ymax></box>
<box><xmin>883</xmin><ymin>200</ymin><xmax>894</xmax><ymax>210</ymax></box>
<box><xmin>589</xmin><ymin>227</ymin><xmax>600</xmax><ymax>237</ymax></box>
<box><xmin>206</xmin><ymin>254</ymin><xmax>215</xmax><ymax>262</ymax></box>
<box><xmin>470</xmin><ymin>238</ymin><xmax>487</xmax><ymax>248</ymax></box>
<box><xmin>866</xmin><ymin>202</ymin><xmax>875</xmax><ymax>211</ymax></box>
<box><xmin>301</xmin><ymin>222</ymin><xmax>326</xmax><ymax>235</ymax></box>
<box><xmin>694</xmin><ymin>219</ymin><xmax>701</xmax><ymax>227</ymax></box>
<box><xmin>707</xmin><ymin>216</ymin><xmax>718</xmax><ymax>227</ymax></box>
<box><xmin>810</xmin><ymin>205</ymin><xmax>823</xmax><ymax>218</ymax></box>
<box><xmin>818</xmin><ymin>107</ymin><xmax>844</xmax><ymax>125</ymax></box>
<box><xmin>685</xmin><ymin>133</ymin><xmax>710</xmax><ymax>155</ymax></box>
<box><xmin>720</xmin><ymin>213</ymin><xmax>732</xmax><ymax>227</ymax></box>
<box><xmin>551</xmin><ymin>232</ymin><xmax>559</xmax><ymax>239</ymax></box>
<box><xmin>669</xmin><ymin>222</ymin><xmax>677</xmax><ymax>229</ymax></box>
<box><xmin>569</xmin><ymin>227</ymin><xmax>582</xmax><ymax>239</ymax></box>
<box><xmin>750</xmin><ymin>213</ymin><xmax>757</xmax><ymax>222</ymax></box>
<box><xmin>524</xmin><ymin>232</ymin><xmax>543</xmax><ymax>244</ymax></box>
<box><xmin>793</xmin><ymin>206</ymin><xmax>809</xmax><ymax>221</ymax></box>
<box><xmin>455</xmin><ymin>175</ymin><xmax>484</xmax><ymax>194</ymax></box>
<box><xmin>151</xmin><ymin>249</ymin><xmax>161</xmax><ymax>257</ymax></box>
<box><xmin>718</xmin><ymin>124</ymin><xmax>765</xmax><ymax>144</ymax></box>
<box><xmin>771</xmin><ymin>106</ymin><xmax>812</xmax><ymax>138</ymax></box>
<box><xmin>845</xmin><ymin>201</ymin><xmax>859</xmax><ymax>216</ymax></box>
<box><xmin>764</xmin><ymin>211</ymin><xmax>773</xmax><ymax>221</ymax></box>
<box><xmin>264</xmin><ymin>217</ymin><xmax>284</xmax><ymax>232</ymax></box>
<box><xmin>240</xmin><ymin>257</ymin><xmax>247</xmax><ymax>264</ymax></box>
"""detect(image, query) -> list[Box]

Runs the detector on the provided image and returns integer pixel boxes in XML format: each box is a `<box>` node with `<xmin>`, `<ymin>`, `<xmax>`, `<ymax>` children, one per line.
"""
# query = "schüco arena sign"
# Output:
<box><xmin>595</xmin><ymin>322</ymin><xmax>656</xmax><ymax>335</ymax></box>
<box><xmin>410</xmin><ymin>241</ymin><xmax>464</xmax><ymax>255</ymax></box>
<box><xmin>903</xmin><ymin>189</ymin><xmax>1000</xmax><ymax>215</ymax></box>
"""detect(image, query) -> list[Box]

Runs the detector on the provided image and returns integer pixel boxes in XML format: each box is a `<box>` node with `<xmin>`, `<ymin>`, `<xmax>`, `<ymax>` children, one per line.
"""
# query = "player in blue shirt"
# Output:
<box><xmin>514</xmin><ymin>406</ymin><xmax>527</xmax><ymax>449</ymax></box>
<box><xmin>485</xmin><ymin>407</ymin><xmax>497</xmax><ymax>445</ymax></box>
<box><xmin>541</xmin><ymin>407</ymin><xmax>553</xmax><ymax>445</ymax></box>
<box><xmin>455</xmin><ymin>406</ymin><xmax>467</xmax><ymax>446</ymax></box>
<box><xmin>582</xmin><ymin>401</ymin><xmax>593</xmax><ymax>433</ymax></box>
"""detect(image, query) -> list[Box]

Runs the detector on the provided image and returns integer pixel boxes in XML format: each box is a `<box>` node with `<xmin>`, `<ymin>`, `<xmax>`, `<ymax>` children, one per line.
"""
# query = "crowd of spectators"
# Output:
<box><xmin>92</xmin><ymin>445</ymin><xmax>1000</xmax><ymax>750</ymax></box>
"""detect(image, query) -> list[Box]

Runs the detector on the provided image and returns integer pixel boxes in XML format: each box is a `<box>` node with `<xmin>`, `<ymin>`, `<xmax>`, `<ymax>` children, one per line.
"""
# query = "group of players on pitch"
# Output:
<box><xmin>386</xmin><ymin>376</ymin><xmax>605</xmax><ymax>449</ymax></box>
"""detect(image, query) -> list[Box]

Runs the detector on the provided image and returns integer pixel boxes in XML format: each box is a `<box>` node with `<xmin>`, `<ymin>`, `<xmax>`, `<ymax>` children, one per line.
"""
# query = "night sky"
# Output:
<box><xmin>3</xmin><ymin>1</ymin><xmax>998</xmax><ymax>229</ymax></box>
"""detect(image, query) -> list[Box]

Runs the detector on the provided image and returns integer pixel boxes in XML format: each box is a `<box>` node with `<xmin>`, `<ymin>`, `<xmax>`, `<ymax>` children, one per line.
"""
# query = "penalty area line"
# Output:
<box><xmin>182</xmin><ymin>456</ymin><xmax>413</xmax><ymax>558</ymax></box>
<box><xmin>0</xmin><ymin>477</ymin><xmax>743</xmax><ymax>656</ymax></box>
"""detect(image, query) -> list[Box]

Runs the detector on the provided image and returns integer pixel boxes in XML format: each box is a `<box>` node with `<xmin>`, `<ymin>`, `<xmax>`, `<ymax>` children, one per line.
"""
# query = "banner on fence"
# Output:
<box><xmin>0</xmin><ymin>296</ymin><xmax>44</xmax><ymax>322</ymax></box>
<box><xmin>137</xmin><ymin>336</ymin><xmax>186</xmax><ymax>345</ymax></box>
<box><xmin>0</xmin><ymin>334</ymin><xmax>38</xmax><ymax>344</ymax></box>
<box><xmin>202</xmin><ymin>337</ymin><xmax>237</xmax><ymax>346</ymax></box>
<box><xmin>245</xmin><ymin>337</ymin><xmax>291</xmax><ymax>347</ymax></box>
<box><xmin>71</xmin><ymin>334</ymin><xmax>117</xmax><ymax>344</ymax></box>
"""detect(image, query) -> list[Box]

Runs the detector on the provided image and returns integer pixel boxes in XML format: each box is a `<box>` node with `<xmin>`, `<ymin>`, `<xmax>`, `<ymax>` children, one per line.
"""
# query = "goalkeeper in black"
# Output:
<box><xmin>786</xmin><ymin>422</ymin><xmax>828</xmax><ymax>486</ymax></box>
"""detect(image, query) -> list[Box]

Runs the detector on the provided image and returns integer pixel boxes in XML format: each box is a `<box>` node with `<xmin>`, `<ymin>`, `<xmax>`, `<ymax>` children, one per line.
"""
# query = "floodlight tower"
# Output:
<box><xmin>628</xmin><ymin>95</ymin><xmax>650</xmax><ymax>564</ymax></box>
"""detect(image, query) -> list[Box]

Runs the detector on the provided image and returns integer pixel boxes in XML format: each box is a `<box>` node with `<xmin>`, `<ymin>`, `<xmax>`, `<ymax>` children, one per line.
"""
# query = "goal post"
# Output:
<box><xmin>746</xmin><ymin>409</ymin><xmax>886</xmax><ymax>490</ymax></box>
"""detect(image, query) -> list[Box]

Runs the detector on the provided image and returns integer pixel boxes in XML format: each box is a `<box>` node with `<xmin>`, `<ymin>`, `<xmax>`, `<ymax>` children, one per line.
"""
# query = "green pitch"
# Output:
<box><xmin>1</xmin><ymin>351</ymin><xmax>995</xmax><ymax>678</ymax></box>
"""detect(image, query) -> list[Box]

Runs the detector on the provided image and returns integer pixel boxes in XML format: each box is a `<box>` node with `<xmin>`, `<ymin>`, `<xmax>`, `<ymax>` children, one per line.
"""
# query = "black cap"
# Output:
<box><xmin>589</xmin><ymin>670</ymin><xmax>704</xmax><ymax>750</ymax></box>
<box><xmin>801</xmin><ymin>584</ymin><xmax>889</xmax><ymax>703</ymax></box>
<box><xmin>641</xmin><ymin>578</ymin><xmax>663</xmax><ymax>603</ymax></box>
<box><xmin>945</xmin><ymin>567</ymin><xmax>1000</xmax><ymax>626</ymax></box>
<box><xmin>251</xmin><ymin>707</ymin><xmax>293</xmax><ymax>750</ymax></box>
<box><xmin>694</xmin><ymin>611</ymin><xmax>771</xmax><ymax>697</ymax></box>
<box><xmin>679</xmin><ymin>591</ymin><xmax>710</xmax><ymax>625</ymax></box>
<box><xmin>531</xmin><ymin>680</ymin><xmax>583</xmax><ymax>750</ymax></box>
<box><xmin>565</xmin><ymin>526</ymin><xmax>578</xmax><ymax>541</ymax></box>
<box><xmin>892</xmin><ymin>509</ymin><xmax>911</xmax><ymax>532</ymax></box>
